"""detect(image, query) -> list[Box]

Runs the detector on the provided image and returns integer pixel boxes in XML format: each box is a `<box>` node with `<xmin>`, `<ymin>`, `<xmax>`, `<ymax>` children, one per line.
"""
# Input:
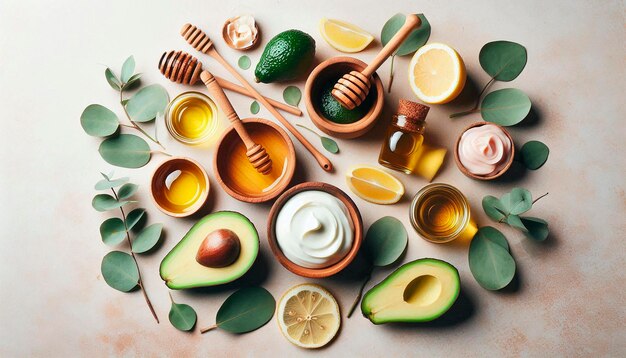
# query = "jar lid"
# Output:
<box><xmin>398</xmin><ymin>99</ymin><xmax>429</xmax><ymax>121</ymax></box>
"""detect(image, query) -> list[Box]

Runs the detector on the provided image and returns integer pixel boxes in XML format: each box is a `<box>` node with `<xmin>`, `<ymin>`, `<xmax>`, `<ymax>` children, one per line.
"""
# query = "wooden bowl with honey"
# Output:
<box><xmin>150</xmin><ymin>157</ymin><xmax>210</xmax><ymax>217</ymax></box>
<box><xmin>304</xmin><ymin>57</ymin><xmax>384</xmax><ymax>139</ymax></box>
<box><xmin>214</xmin><ymin>118</ymin><xmax>296</xmax><ymax>203</ymax></box>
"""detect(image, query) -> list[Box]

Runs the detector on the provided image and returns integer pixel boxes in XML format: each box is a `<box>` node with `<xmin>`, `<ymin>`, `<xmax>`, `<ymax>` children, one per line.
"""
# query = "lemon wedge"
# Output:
<box><xmin>319</xmin><ymin>18</ymin><xmax>374</xmax><ymax>53</ymax></box>
<box><xmin>408</xmin><ymin>43</ymin><xmax>466</xmax><ymax>104</ymax></box>
<box><xmin>277</xmin><ymin>284</ymin><xmax>340</xmax><ymax>349</ymax></box>
<box><xmin>346</xmin><ymin>165</ymin><xmax>404</xmax><ymax>204</ymax></box>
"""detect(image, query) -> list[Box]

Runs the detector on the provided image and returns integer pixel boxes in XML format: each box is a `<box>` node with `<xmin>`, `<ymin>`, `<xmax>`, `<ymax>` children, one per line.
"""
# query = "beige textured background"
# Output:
<box><xmin>1</xmin><ymin>0</ymin><xmax>624</xmax><ymax>356</ymax></box>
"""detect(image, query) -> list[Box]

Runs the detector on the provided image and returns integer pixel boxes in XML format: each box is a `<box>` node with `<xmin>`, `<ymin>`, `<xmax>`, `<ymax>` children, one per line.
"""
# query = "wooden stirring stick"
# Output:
<box><xmin>180</xmin><ymin>23</ymin><xmax>333</xmax><ymax>172</ymax></box>
<box><xmin>332</xmin><ymin>14</ymin><xmax>421</xmax><ymax>109</ymax></box>
<box><xmin>202</xmin><ymin>71</ymin><xmax>272</xmax><ymax>175</ymax></box>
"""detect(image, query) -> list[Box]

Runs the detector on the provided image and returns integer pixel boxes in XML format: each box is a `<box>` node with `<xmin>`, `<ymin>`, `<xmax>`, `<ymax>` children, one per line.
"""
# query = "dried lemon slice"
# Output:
<box><xmin>277</xmin><ymin>284</ymin><xmax>340</xmax><ymax>349</ymax></box>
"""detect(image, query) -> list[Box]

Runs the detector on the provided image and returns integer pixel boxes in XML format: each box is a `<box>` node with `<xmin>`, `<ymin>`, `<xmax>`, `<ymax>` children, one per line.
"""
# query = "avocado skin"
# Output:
<box><xmin>255</xmin><ymin>29</ymin><xmax>315</xmax><ymax>83</ymax></box>
<box><xmin>318</xmin><ymin>80</ymin><xmax>373</xmax><ymax>124</ymax></box>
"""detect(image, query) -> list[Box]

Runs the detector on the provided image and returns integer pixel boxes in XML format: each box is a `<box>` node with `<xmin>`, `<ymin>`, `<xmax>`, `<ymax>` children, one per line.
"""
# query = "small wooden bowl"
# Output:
<box><xmin>454</xmin><ymin>122</ymin><xmax>515</xmax><ymax>180</ymax></box>
<box><xmin>221</xmin><ymin>16</ymin><xmax>260</xmax><ymax>51</ymax></box>
<box><xmin>304</xmin><ymin>57</ymin><xmax>384</xmax><ymax>139</ymax></box>
<box><xmin>214</xmin><ymin>118</ymin><xmax>295</xmax><ymax>203</ymax></box>
<box><xmin>150</xmin><ymin>157</ymin><xmax>210</xmax><ymax>217</ymax></box>
<box><xmin>267</xmin><ymin>182</ymin><xmax>363</xmax><ymax>278</ymax></box>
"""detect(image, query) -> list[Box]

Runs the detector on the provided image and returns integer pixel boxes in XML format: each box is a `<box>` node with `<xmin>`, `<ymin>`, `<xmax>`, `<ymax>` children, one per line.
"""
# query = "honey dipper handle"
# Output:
<box><xmin>362</xmin><ymin>14</ymin><xmax>422</xmax><ymax>78</ymax></box>
<box><xmin>200</xmin><ymin>71</ymin><xmax>255</xmax><ymax>148</ymax></box>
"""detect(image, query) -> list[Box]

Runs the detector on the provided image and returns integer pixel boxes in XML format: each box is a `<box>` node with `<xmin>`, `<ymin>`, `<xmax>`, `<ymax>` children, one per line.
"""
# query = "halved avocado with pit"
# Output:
<box><xmin>361</xmin><ymin>258</ymin><xmax>460</xmax><ymax>323</ymax></box>
<box><xmin>159</xmin><ymin>211</ymin><xmax>259</xmax><ymax>289</ymax></box>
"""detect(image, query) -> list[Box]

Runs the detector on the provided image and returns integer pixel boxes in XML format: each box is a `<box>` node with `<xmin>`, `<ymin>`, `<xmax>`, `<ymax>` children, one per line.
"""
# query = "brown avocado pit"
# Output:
<box><xmin>196</xmin><ymin>229</ymin><xmax>241</xmax><ymax>268</ymax></box>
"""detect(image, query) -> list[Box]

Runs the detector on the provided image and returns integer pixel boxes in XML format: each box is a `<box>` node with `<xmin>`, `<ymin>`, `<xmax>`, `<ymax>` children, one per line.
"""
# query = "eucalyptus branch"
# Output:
<box><xmin>110</xmin><ymin>188</ymin><xmax>159</xmax><ymax>324</ymax></box>
<box><xmin>532</xmin><ymin>192</ymin><xmax>549</xmax><ymax>205</ymax></box>
<box><xmin>119</xmin><ymin>89</ymin><xmax>166</xmax><ymax>150</ymax></box>
<box><xmin>347</xmin><ymin>267</ymin><xmax>373</xmax><ymax>318</ymax></box>
<box><xmin>449</xmin><ymin>77</ymin><xmax>495</xmax><ymax>119</ymax></box>
<box><xmin>387</xmin><ymin>56</ymin><xmax>396</xmax><ymax>93</ymax></box>
<box><xmin>200</xmin><ymin>324</ymin><xmax>218</xmax><ymax>334</ymax></box>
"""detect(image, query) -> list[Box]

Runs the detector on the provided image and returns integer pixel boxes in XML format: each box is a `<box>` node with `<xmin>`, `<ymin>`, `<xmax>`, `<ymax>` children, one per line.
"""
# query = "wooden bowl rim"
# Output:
<box><xmin>266</xmin><ymin>181</ymin><xmax>364</xmax><ymax>278</ymax></box>
<box><xmin>221</xmin><ymin>16</ymin><xmax>260</xmax><ymax>51</ymax></box>
<box><xmin>453</xmin><ymin>121</ymin><xmax>516</xmax><ymax>181</ymax></box>
<box><xmin>213</xmin><ymin>118</ymin><xmax>296</xmax><ymax>203</ymax></box>
<box><xmin>304</xmin><ymin>56</ymin><xmax>384</xmax><ymax>139</ymax></box>
<box><xmin>150</xmin><ymin>156</ymin><xmax>210</xmax><ymax>218</ymax></box>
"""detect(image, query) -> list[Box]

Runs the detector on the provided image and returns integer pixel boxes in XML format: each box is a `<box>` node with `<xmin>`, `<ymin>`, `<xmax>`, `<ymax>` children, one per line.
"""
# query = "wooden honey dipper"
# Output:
<box><xmin>332</xmin><ymin>14</ymin><xmax>422</xmax><ymax>110</ymax></box>
<box><xmin>179</xmin><ymin>23</ymin><xmax>333</xmax><ymax>172</ymax></box>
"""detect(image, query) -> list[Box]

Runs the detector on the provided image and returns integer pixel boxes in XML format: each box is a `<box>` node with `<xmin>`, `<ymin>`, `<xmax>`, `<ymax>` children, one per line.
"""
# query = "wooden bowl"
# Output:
<box><xmin>214</xmin><ymin>118</ymin><xmax>295</xmax><ymax>203</ymax></box>
<box><xmin>267</xmin><ymin>182</ymin><xmax>363</xmax><ymax>278</ymax></box>
<box><xmin>304</xmin><ymin>57</ymin><xmax>384</xmax><ymax>139</ymax></box>
<box><xmin>221</xmin><ymin>16</ymin><xmax>260</xmax><ymax>51</ymax></box>
<box><xmin>150</xmin><ymin>157</ymin><xmax>210</xmax><ymax>217</ymax></box>
<box><xmin>454</xmin><ymin>122</ymin><xmax>515</xmax><ymax>180</ymax></box>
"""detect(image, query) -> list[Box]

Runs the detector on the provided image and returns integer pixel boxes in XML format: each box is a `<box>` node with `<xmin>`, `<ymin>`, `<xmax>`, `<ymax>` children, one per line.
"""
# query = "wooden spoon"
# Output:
<box><xmin>332</xmin><ymin>14</ymin><xmax>422</xmax><ymax>109</ymax></box>
<box><xmin>180</xmin><ymin>23</ymin><xmax>333</xmax><ymax>172</ymax></box>
<box><xmin>201</xmin><ymin>70</ymin><xmax>272</xmax><ymax>175</ymax></box>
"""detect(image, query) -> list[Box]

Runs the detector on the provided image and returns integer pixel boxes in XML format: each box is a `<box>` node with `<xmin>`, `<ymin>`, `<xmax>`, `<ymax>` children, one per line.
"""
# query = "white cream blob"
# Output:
<box><xmin>458</xmin><ymin>124</ymin><xmax>512</xmax><ymax>176</ymax></box>
<box><xmin>226</xmin><ymin>15</ymin><xmax>258</xmax><ymax>49</ymax></box>
<box><xmin>275</xmin><ymin>190</ymin><xmax>354</xmax><ymax>269</ymax></box>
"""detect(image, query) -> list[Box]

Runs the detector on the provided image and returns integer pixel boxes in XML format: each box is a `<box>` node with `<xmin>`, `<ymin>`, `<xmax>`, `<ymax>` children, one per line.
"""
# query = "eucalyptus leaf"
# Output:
<box><xmin>169</xmin><ymin>294</ymin><xmax>197</xmax><ymax>331</ymax></box>
<box><xmin>506</xmin><ymin>214</ymin><xmax>527</xmax><ymax>231</ymax></box>
<box><xmin>80</xmin><ymin>104</ymin><xmax>120</xmax><ymax>137</ymax></box>
<box><xmin>95</xmin><ymin>177</ymin><xmax>129</xmax><ymax>190</ymax></box>
<box><xmin>131</xmin><ymin>223</ymin><xmax>163</xmax><ymax>254</ymax></box>
<box><xmin>98</xmin><ymin>134</ymin><xmax>151</xmax><ymax>168</ymax></box>
<box><xmin>250</xmin><ymin>101</ymin><xmax>260</xmax><ymax>114</ymax></box>
<box><xmin>282</xmin><ymin>86</ymin><xmax>302</xmax><ymax>106</ymax></box>
<box><xmin>479</xmin><ymin>41</ymin><xmax>527</xmax><ymax>81</ymax></box>
<box><xmin>100</xmin><ymin>218</ymin><xmax>127</xmax><ymax>246</ymax></box>
<box><xmin>520</xmin><ymin>217</ymin><xmax>549</xmax><ymax>241</ymax></box>
<box><xmin>520</xmin><ymin>141</ymin><xmax>549</xmax><ymax>170</ymax></box>
<box><xmin>123</xmin><ymin>73</ymin><xmax>142</xmax><ymax>89</ymax></box>
<box><xmin>121</xmin><ymin>56</ymin><xmax>135</xmax><ymax>83</ymax></box>
<box><xmin>363</xmin><ymin>216</ymin><xmax>408</xmax><ymax>266</ymax></box>
<box><xmin>321</xmin><ymin>137</ymin><xmax>339</xmax><ymax>154</ymax></box>
<box><xmin>215</xmin><ymin>287</ymin><xmax>275</xmax><ymax>333</ymax></box>
<box><xmin>125</xmin><ymin>84</ymin><xmax>169</xmax><ymax>122</ymax></box>
<box><xmin>469</xmin><ymin>227</ymin><xmax>516</xmax><ymax>290</ymax></box>
<box><xmin>125</xmin><ymin>208</ymin><xmax>145</xmax><ymax>231</ymax></box>
<box><xmin>101</xmin><ymin>251</ymin><xmax>139</xmax><ymax>292</ymax></box>
<box><xmin>105</xmin><ymin>68</ymin><xmax>121</xmax><ymax>90</ymax></box>
<box><xmin>238</xmin><ymin>55</ymin><xmax>251</xmax><ymax>70</ymax></box>
<box><xmin>381</xmin><ymin>14</ymin><xmax>431</xmax><ymax>56</ymax></box>
<box><xmin>118</xmin><ymin>183</ymin><xmax>138</xmax><ymax>200</ymax></box>
<box><xmin>482</xmin><ymin>195</ymin><xmax>507</xmax><ymax>222</ymax></box>
<box><xmin>501</xmin><ymin>188</ymin><xmax>533</xmax><ymax>215</ymax></box>
<box><xmin>92</xmin><ymin>194</ymin><xmax>131</xmax><ymax>212</ymax></box>
<box><xmin>476</xmin><ymin>226</ymin><xmax>509</xmax><ymax>251</ymax></box>
<box><xmin>481</xmin><ymin>88</ymin><xmax>531</xmax><ymax>126</ymax></box>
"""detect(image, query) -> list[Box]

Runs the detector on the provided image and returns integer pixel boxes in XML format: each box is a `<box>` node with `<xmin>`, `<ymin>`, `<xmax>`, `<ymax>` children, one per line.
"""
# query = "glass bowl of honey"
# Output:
<box><xmin>164</xmin><ymin>91</ymin><xmax>219</xmax><ymax>145</ymax></box>
<box><xmin>150</xmin><ymin>157</ymin><xmax>210</xmax><ymax>217</ymax></box>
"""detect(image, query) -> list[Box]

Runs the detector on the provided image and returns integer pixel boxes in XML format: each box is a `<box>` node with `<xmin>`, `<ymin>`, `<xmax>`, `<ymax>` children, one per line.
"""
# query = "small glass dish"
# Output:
<box><xmin>164</xmin><ymin>91</ymin><xmax>219</xmax><ymax>145</ymax></box>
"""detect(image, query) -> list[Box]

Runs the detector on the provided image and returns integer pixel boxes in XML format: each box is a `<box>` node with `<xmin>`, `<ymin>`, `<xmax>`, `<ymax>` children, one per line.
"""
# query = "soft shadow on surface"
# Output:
<box><xmin>446</xmin><ymin>72</ymin><xmax>481</xmax><ymax>111</ymax></box>
<box><xmin>184</xmin><ymin>247</ymin><xmax>272</xmax><ymax>296</ymax></box>
<box><xmin>383</xmin><ymin>284</ymin><xmax>477</xmax><ymax>330</ymax></box>
<box><xmin>516</xmin><ymin>106</ymin><xmax>543</xmax><ymax>128</ymax></box>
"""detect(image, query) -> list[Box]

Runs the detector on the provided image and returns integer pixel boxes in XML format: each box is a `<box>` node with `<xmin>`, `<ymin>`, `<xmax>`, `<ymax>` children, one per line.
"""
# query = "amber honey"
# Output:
<box><xmin>152</xmin><ymin>158</ymin><xmax>208</xmax><ymax>215</ymax></box>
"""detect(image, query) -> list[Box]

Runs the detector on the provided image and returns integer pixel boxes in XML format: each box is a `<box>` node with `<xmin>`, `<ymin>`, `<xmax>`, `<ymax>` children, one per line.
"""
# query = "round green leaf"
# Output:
<box><xmin>92</xmin><ymin>194</ymin><xmax>131</xmax><ymax>212</ymax></box>
<box><xmin>363</xmin><ymin>216</ymin><xmax>408</xmax><ymax>266</ymax></box>
<box><xmin>131</xmin><ymin>223</ymin><xmax>163</xmax><ymax>253</ymax></box>
<box><xmin>125</xmin><ymin>208</ymin><xmax>145</xmax><ymax>231</ymax></box>
<box><xmin>501</xmin><ymin>188</ymin><xmax>533</xmax><ymax>215</ymax></box>
<box><xmin>123</xmin><ymin>73</ymin><xmax>142</xmax><ymax>90</ymax></box>
<box><xmin>469</xmin><ymin>227</ymin><xmax>516</xmax><ymax>290</ymax></box>
<box><xmin>381</xmin><ymin>14</ymin><xmax>431</xmax><ymax>56</ymax></box>
<box><xmin>321</xmin><ymin>137</ymin><xmax>339</xmax><ymax>154</ymax></box>
<box><xmin>482</xmin><ymin>195</ymin><xmax>507</xmax><ymax>222</ymax></box>
<box><xmin>282</xmin><ymin>86</ymin><xmax>302</xmax><ymax>107</ymax></box>
<box><xmin>169</xmin><ymin>294</ymin><xmax>197</xmax><ymax>331</ymax></box>
<box><xmin>125</xmin><ymin>84</ymin><xmax>169</xmax><ymax>122</ymax></box>
<box><xmin>80</xmin><ymin>104</ymin><xmax>119</xmax><ymax>137</ymax></box>
<box><xmin>105</xmin><ymin>68</ymin><xmax>121</xmax><ymax>90</ymax></box>
<box><xmin>477</xmin><ymin>226</ymin><xmax>509</xmax><ymax>251</ymax></box>
<box><xmin>506</xmin><ymin>214</ymin><xmax>527</xmax><ymax>231</ymax></box>
<box><xmin>101</xmin><ymin>251</ymin><xmax>139</xmax><ymax>292</ymax></box>
<box><xmin>480</xmin><ymin>88</ymin><xmax>531</xmax><ymax>126</ymax></box>
<box><xmin>100</xmin><ymin>218</ymin><xmax>127</xmax><ymax>246</ymax></box>
<box><xmin>520</xmin><ymin>141</ymin><xmax>549</xmax><ymax>170</ymax></box>
<box><xmin>520</xmin><ymin>217</ymin><xmax>549</xmax><ymax>241</ymax></box>
<box><xmin>250</xmin><ymin>101</ymin><xmax>260</xmax><ymax>115</ymax></box>
<box><xmin>98</xmin><ymin>134</ymin><xmax>151</xmax><ymax>168</ymax></box>
<box><xmin>95</xmin><ymin>177</ymin><xmax>129</xmax><ymax>190</ymax></box>
<box><xmin>479</xmin><ymin>41</ymin><xmax>527</xmax><ymax>81</ymax></box>
<box><xmin>118</xmin><ymin>183</ymin><xmax>138</xmax><ymax>200</ymax></box>
<box><xmin>216</xmin><ymin>287</ymin><xmax>275</xmax><ymax>333</ymax></box>
<box><xmin>121</xmin><ymin>56</ymin><xmax>135</xmax><ymax>83</ymax></box>
<box><xmin>238</xmin><ymin>55</ymin><xmax>251</xmax><ymax>70</ymax></box>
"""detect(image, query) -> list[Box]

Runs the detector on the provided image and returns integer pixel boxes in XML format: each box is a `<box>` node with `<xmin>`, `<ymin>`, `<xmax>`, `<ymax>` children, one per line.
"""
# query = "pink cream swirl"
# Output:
<box><xmin>458</xmin><ymin>124</ymin><xmax>512</xmax><ymax>176</ymax></box>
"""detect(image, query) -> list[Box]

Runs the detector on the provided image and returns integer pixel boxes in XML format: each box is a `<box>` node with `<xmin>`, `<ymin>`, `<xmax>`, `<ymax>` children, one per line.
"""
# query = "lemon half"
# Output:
<box><xmin>319</xmin><ymin>18</ymin><xmax>374</xmax><ymax>53</ymax></box>
<box><xmin>408</xmin><ymin>43</ymin><xmax>466</xmax><ymax>104</ymax></box>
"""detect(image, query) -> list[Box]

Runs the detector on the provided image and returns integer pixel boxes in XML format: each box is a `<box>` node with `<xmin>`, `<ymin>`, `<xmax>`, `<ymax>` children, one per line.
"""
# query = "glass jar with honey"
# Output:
<box><xmin>378</xmin><ymin>99</ymin><xmax>429</xmax><ymax>174</ymax></box>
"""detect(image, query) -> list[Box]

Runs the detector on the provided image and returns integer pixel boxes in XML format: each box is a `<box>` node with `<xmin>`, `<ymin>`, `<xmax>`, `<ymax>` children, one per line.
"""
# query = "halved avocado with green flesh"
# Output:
<box><xmin>361</xmin><ymin>258</ymin><xmax>460</xmax><ymax>323</ymax></box>
<box><xmin>159</xmin><ymin>211</ymin><xmax>259</xmax><ymax>289</ymax></box>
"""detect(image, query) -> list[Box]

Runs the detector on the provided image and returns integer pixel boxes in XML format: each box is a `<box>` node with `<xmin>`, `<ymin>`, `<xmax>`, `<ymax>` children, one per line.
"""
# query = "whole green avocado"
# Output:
<box><xmin>254</xmin><ymin>29</ymin><xmax>315</xmax><ymax>83</ymax></box>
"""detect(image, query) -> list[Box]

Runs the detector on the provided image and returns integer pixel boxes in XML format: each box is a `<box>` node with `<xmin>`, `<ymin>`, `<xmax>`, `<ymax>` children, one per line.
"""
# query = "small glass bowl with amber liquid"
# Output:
<box><xmin>409</xmin><ymin>183</ymin><xmax>471</xmax><ymax>243</ymax></box>
<box><xmin>165</xmin><ymin>91</ymin><xmax>218</xmax><ymax>145</ymax></box>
